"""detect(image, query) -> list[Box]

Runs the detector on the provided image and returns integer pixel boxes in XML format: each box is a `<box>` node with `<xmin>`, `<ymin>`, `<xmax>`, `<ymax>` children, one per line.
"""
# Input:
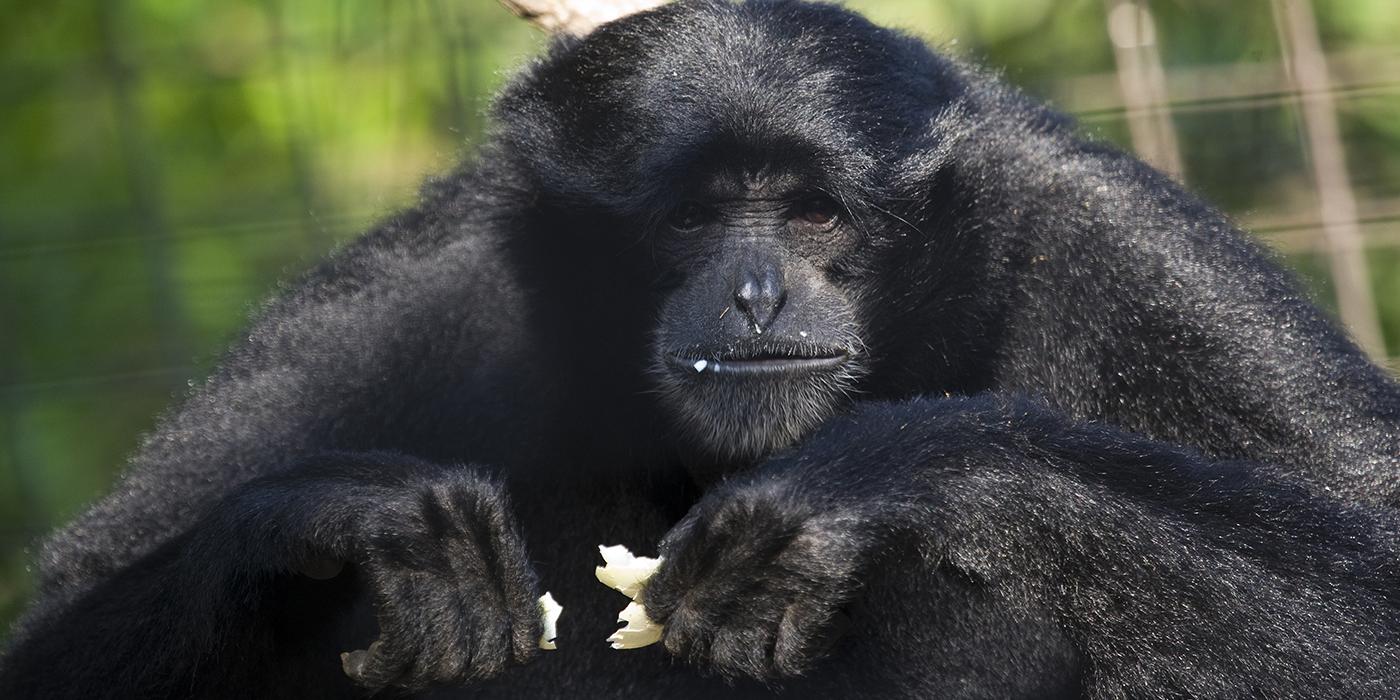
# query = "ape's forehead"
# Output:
<box><xmin>695</xmin><ymin>165</ymin><xmax>812</xmax><ymax>201</ymax></box>
<box><xmin>582</xmin><ymin>1</ymin><xmax>942</xmax><ymax>143</ymax></box>
<box><xmin>493</xmin><ymin>0</ymin><xmax>955</xmax><ymax>214</ymax></box>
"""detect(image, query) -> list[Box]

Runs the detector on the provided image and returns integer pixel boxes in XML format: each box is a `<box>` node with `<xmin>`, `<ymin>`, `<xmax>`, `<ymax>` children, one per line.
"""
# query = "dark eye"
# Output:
<box><xmin>792</xmin><ymin>196</ymin><xmax>839</xmax><ymax>227</ymax></box>
<box><xmin>668</xmin><ymin>202</ymin><xmax>710</xmax><ymax>232</ymax></box>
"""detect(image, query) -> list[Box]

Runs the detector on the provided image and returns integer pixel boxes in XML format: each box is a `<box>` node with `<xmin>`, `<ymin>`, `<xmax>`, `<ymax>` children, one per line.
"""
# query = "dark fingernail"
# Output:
<box><xmin>300</xmin><ymin>558</ymin><xmax>345</xmax><ymax>580</ymax></box>
<box><xmin>341</xmin><ymin>649</ymin><xmax>369</xmax><ymax>678</ymax></box>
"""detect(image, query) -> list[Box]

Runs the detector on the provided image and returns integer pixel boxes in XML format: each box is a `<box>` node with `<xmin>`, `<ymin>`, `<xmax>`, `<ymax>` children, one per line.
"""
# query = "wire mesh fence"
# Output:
<box><xmin>1086</xmin><ymin>0</ymin><xmax>1393</xmax><ymax>360</ymax></box>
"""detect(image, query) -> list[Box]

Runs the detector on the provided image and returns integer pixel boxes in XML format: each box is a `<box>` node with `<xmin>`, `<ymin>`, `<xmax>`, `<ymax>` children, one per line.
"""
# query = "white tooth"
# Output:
<box><xmin>800</xmin><ymin>331</ymin><xmax>809</xmax><ymax>338</ymax></box>
<box><xmin>693</xmin><ymin>360</ymin><xmax>707</xmax><ymax>372</ymax></box>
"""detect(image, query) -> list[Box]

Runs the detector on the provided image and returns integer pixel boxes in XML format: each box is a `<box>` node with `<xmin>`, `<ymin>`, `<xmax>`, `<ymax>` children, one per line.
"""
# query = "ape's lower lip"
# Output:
<box><xmin>667</xmin><ymin>353</ymin><xmax>849</xmax><ymax>377</ymax></box>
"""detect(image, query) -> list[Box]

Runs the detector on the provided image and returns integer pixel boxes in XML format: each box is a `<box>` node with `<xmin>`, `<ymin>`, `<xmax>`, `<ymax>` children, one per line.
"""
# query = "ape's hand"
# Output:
<box><xmin>642</xmin><ymin>476</ymin><xmax>875</xmax><ymax>680</ymax></box>
<box><xmin>206</xmin><ymin>453</ymin><xmax>542</xmax><ymax>692</ymax></box>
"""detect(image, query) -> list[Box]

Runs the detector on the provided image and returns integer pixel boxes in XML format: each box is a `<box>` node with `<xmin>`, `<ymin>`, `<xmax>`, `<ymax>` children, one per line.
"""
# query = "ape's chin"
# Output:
<box><xmin>653</xmin><ymin>360</ymin><xmax>859</xmax><ymax>464</ymax></box>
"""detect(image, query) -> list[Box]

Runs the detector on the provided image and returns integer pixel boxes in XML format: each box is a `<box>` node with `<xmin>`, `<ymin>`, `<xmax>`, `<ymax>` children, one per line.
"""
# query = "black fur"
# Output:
<box><xmin>5</xmin><ymin>1</ymin><xmax>1400</xmax><ymax>697</ymax></box>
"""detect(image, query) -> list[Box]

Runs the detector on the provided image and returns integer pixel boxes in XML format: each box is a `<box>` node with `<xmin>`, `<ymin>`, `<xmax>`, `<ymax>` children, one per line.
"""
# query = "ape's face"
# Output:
<box><xmin>647</xmin><ymin>164</ymin><xmax>868</xmax><ymax>460</ymax></box>
<box><xmin>494</xmin><ymin>1</ymin><xmax>959</xmax><ymax>460</ymax></box>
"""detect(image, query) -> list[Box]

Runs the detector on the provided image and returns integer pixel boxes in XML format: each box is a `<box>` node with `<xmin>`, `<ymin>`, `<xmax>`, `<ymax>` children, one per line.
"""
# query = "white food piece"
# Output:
<box><xmin>595</xmin><ymin>544</ymin><xmax>662</xmax><ymax>599</ymax></box>
<box><xmin>538</xmin><ymin>591</ymin><xmax>562</xmax><ymax>650</ymax></box>
<box><xmin>608</xmin><ymin>600</ymin><xmax>663</xmax><ymax>650</ymax></box>
<box><xmin>693</xmin><ymin>360</ymin><xmax>708</xmax><ymax>372</ymax></box>
<box><xmin>595</xmin><ymin>544</ymin><xmax>665</xmax><ymax>650</ymax></box>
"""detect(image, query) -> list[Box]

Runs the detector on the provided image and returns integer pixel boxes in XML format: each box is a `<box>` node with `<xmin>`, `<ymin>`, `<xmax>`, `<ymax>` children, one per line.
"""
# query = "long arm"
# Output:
<box><xmin>1001</xmin><ymin>123</ymin><xmax>1400</xmax><ymax>500</ymax></box>
<box><xmin>912</xmin><ymin>77</ymin><xmax>1400</xmax><ymax>504</ymax></box>
<box><xmin>644</xmin><ymin>395</ymin><xmax>1400</xmax><ymax>696</ymax></box>
<box><xmin>32</xmin><ymin>164</ymin><xmax>535</xmax><ymax>599</ymax></box>
<box><xmin>2</xmin><ymin>165</ymin><xmax>549</xmax><ymax>695</ymax></box>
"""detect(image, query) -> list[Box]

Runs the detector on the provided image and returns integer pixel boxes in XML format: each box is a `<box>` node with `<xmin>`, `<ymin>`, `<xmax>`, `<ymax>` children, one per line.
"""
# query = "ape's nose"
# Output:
<box><xmin>734</xmin><ymin>264</ymin><xmax>786</xmax><ymax>333</ymax></box>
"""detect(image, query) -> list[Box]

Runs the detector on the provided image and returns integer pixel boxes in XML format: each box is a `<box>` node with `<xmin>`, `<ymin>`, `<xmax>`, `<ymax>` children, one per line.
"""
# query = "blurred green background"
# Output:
<box><xmin>2</xmin><ymin>0</ymin><xmax>1398</xmax><ymax>632</ymax></box>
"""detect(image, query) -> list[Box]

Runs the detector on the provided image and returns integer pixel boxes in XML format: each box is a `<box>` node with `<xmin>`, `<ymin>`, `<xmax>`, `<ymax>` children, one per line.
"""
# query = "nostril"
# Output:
<box><xmin>733</xmin><ymin>270</ymin><xmax>786</xmax><ymax>333</ymax></box>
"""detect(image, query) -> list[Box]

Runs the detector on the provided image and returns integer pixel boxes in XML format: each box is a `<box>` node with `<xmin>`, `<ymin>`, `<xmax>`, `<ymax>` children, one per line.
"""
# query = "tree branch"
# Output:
<box><xmin>497</xmin><ymin>0</ymin><xmax>668</xmax><ymax>35</ymax></box>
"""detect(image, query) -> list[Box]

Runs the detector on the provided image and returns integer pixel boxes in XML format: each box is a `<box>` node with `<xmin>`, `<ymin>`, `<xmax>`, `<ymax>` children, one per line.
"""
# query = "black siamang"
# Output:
<box><xmin>5</xmin><ymin>1</ymin><xmax>1400</xmax><ymax>698</ymax></box>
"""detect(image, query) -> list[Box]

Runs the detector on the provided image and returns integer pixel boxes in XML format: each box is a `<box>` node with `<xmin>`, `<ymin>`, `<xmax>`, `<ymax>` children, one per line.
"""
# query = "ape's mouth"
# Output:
<box><xmin>665</xmin><ymin>346</ymin><xmax>849</xmax><ymax>377</ymax></box>
<box><xmin>655</xmin><ymin>339</ymin><xmax>861</xmax><ymax>461</ymax></box>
